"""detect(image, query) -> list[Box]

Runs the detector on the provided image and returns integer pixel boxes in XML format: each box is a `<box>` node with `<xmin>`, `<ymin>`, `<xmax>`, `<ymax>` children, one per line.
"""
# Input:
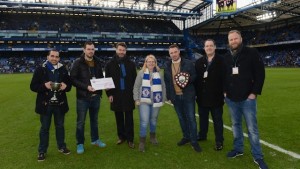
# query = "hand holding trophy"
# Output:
<box><xmin>49</xmin><ymin>82</ymin><xmax>61</xmax><ymax>105</ymax></box>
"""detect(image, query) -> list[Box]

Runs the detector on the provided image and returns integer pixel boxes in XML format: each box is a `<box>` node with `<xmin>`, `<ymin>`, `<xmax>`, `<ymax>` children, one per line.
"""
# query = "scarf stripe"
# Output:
<box><xmin>140</xmin><ymin>68</ymin><xmax>163</xmax><ymax>107</ymax></box>
<box><xmin>152</xmin><ymin>72</ymin><xmax>163</xmax><ymax>107</ymax></box>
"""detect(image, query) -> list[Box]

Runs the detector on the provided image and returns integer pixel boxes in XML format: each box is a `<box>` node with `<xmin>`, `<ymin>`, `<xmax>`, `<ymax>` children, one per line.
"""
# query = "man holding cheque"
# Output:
<box><xmin>70</xmin><ymin>41</ymin><xmax>112</xmax><ymax>154</ymax></box>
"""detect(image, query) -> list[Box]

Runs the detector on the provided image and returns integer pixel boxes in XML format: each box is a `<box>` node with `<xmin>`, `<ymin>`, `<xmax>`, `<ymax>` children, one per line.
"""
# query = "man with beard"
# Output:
<box><xmin>105</xmin><ymin>42</ymin><xmax>137</xmax><ymax>149</ymax></box>
<box><xmin>224</xmin><ymin>30</ymin><xmax>268</xmax><ymax>169</ymax></box>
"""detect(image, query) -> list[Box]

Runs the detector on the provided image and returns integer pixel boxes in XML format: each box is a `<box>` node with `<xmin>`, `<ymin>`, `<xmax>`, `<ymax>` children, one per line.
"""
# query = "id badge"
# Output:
<box><xmin>203</xmin><ymin>71</ymin><xmax>208</xmax><ymax>78</ymax></box>
<box><xmin>232</xmin><ymin>67</ymin><xmax>239</xmax><ymax>75</ymax></box>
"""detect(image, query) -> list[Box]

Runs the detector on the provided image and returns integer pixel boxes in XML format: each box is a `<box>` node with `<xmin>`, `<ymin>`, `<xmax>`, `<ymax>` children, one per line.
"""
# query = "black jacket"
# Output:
<box><xmin>224</xmin><ymin>46</ymin><xmax>265</xmax><ymax>102</ymax></box>
<box><xmin>195</xmin><ymin>54</ymin><xmax>226</xmax><ymax>107</ymax></box>
<box><xmin>105</xmin><ymin>55</ymin><xmax>136</xmax><ymax>112</ymax></box>
<box><xmin>30</xmin><ymin>63</ymin><xmax>71</xmax><ymax>114</ymax></box>
<box><xmin>70</xmin><ymin>55</ymin><xmax>104</xmax><ymax>99</ymax></box>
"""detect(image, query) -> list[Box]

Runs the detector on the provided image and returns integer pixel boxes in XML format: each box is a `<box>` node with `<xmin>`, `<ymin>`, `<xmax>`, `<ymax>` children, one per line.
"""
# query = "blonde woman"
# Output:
<box><xmin>133</xmin><ymin>54</ymin><xmax>166</xmax><ymax>152</ymax></box>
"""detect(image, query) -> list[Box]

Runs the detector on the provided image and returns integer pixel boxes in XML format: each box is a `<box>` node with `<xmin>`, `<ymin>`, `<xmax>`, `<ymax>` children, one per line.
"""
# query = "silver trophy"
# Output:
<box><xmin>49</xmin><ymin>82</ymin><xmax>61</xmax><ymax>105</ymax></box>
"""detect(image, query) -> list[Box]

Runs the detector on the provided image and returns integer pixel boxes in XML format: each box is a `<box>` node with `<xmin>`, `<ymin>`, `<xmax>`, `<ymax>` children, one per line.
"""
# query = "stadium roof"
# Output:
<box><xmin>1</xmin><ymin>0</ymin><xmax>299</xmax><ymax>31</ymax></box>
<box><xmin>191</xmin><ymin>0</ymin><xmax>300</xmax><ymax>32</ymax></box>
<box><xmin>101</xmin><ymin>0</ymin><xmax>208</xmax><ymax>11</ymax></box>
<box><xmin>0</xmin><ymin>0</ymin><xmax>209</xmax><ymax>20</ymax></box>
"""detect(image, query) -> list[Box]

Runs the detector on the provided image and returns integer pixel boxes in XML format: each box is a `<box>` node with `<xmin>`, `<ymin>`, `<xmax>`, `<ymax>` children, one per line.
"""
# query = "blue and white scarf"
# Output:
<box><xmin>43</xmin><ymin>61</ymin><xmax>63</xmax><ymax>71</ymax></box>
<box><xmin>43</xmin><ymin>61</ymin><xmax>63</xmax><ymax>82</ymax></box>
<box><xmin>140</xmin><ymin>68</ymin><xmax>163</xmax><ymax>107</ymax></box>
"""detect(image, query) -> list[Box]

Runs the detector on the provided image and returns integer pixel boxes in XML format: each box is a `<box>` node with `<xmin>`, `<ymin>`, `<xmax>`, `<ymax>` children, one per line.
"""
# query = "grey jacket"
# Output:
<box><xmin>133</xmin><ymin>69</ymin><xmax>166</xmax><ymax>104</ymax></box>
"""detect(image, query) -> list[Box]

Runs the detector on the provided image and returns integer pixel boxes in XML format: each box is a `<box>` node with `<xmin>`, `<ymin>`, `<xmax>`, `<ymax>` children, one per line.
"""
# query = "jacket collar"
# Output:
<box><xmin>79</xmin><ymin>54</ymin><xmax>100</xmax><ymax>63</ymax></box>
<box><xmin>42</xmin><ymin>61</ymin><xmax>63</xmax><ymax>69</ymax></box>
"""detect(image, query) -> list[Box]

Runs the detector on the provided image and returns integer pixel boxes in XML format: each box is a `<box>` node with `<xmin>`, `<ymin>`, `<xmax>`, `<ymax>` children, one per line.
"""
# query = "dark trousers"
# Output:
<box><xmin>198</xmin><ymin>106</ymin><xmax>224</xmax><ymax>144</ymax></box>
<box><xmin>39</xmin><ymin>106</ymin><xmax>66</xmax><ymax>153</ymax></box>
<box><xmin>114</xmin><ymin>111</ymin><xmax>134</xmax><ymax>142</ymax></box>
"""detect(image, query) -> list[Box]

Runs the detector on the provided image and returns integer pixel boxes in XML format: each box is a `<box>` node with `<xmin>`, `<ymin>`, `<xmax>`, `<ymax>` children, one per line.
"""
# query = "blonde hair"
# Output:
<box><xmin>228</xmin><ymin>30</ymin><xmax>242</xmax><ymax>37</ymax></box>
<box><xmin>142</xmin><ymin>54</ymin><xmax>160</xmax><ymax>72</ymax></box>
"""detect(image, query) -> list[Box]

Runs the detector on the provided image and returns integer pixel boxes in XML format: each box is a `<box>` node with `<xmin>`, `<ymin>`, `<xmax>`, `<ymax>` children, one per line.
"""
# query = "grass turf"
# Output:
<box><xmin>0</xmin><ymin>68</ymin><xmax>299</xmax><ymax>169</ymax></box>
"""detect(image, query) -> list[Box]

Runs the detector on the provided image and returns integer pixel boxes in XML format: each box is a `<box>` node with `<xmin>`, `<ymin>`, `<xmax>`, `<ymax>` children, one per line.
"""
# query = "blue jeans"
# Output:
<box><xmin>198</xmin><ymin>106</ymin><xmax>224</xmax><ymax>143</ymax></box>
<box><xmin>225</xmin><ymin>97</ymin><xmax>263</xmax><ymax>159</ymax></box>
<box><xmin>39</xmin><ymin>106</ymin><xmax>66</xmax><ymax>153</ymax></box>
<box><xmin>139</xmin><ymin>103</ymin><xmax>160</xmax><ymax>137</ymax></box>
<box><xmin>173</xmin><ymin>95</ymin><xmax>197</xmax><ymax>143</ymax></box>
<box><xmin>76</xmin><ymin>95</ymin><xmax>101</xmax><ymax>145</ymax></box>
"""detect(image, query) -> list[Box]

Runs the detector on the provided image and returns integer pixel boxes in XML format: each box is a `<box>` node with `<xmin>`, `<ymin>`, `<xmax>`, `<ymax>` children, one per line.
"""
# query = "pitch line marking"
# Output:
<box><xmin>165</xmin><ymin>101</ymin><xmax>300</xmax><ymax>159</ymax></box>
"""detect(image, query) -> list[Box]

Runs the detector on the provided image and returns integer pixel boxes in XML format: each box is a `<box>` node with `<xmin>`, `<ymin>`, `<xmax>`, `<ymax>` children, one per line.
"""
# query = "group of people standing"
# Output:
<box><xmin>30</xmin><ymin>30</ymin><xmax>268</xmax><ymax>169</ymax></box>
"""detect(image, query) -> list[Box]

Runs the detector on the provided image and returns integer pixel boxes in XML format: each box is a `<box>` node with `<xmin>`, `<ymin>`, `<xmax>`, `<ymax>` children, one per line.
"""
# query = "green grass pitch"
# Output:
<box><xmin>0</xmin><ymin>68</ymin><xmax>299</xmax><ymax>169</ymax></box>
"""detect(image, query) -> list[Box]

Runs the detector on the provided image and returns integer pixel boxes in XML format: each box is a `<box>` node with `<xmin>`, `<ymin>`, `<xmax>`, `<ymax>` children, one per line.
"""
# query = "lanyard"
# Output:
<box><xmin>205</xmin><ymin>56</ymin><xmax>214</xmax><ymax>71</ymax></box>
<box><xmin>230</xmin><ymin>51</ymin><xmax>240</xmax><ymax>67</ymax></box>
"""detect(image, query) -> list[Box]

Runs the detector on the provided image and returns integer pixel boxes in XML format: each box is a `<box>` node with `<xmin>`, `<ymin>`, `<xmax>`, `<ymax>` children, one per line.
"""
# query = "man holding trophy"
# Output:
<box><xmin>164</xmin><ymin>44</ymin><xmax>202</xmax><ymax>152</ymax></box>
<box><xmin>30</xmin><ymin>49</ymin><xmax>72</xmax><ymax>162</ymax></box>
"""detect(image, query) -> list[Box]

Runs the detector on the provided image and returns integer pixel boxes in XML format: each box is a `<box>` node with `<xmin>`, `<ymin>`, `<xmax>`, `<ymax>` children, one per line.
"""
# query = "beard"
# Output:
<box><xmin>117</xmin><ymin>53</ymin><xmax>125</xmax><ymax>58</ymax></box>
<box><xmin>229</xmin><ymin>42</ymin><xmax>241</xmax><ymax>51</ymax></box>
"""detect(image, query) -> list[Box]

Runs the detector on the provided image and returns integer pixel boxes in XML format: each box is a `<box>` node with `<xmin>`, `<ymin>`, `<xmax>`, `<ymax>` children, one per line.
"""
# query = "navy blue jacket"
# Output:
<box><xmin>164</xmin><ymin>58</ymin><xmax>196</xmax><ymax>103</ymax></box>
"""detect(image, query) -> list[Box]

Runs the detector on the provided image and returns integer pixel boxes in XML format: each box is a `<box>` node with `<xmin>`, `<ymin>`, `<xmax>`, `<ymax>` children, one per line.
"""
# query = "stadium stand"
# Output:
<box><xmin>0</xmin><ymin>0</ymin><xmax>299</xmax><ymax>74</ymax></box>
<box><xmin>191</xmin><ymin>24</ymin><xmax>300</xmax><ymax>67</ymax></box>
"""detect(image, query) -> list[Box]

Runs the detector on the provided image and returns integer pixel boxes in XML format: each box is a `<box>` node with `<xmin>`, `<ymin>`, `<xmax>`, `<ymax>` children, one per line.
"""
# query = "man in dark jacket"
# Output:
<box><xmin>164</xmin><ymin>44</ymin><xmax>201</xmax><ymax>152</ymax></box>
<box><xmin>195</xmin><ymin>39</ymin><xmax>225</xmax><ymax>151</ymax></box>
<box><xmin>105</xmin><ymin>42</ymin><xmax>137</xmax><ymax>149</ymax></box>
<box><xmin>224</xmin><ymin>30</ymin><xmax>268</xmax><ymax>169</ymax></box>
<box><xmin>70</xmin><ymin>41</ymin><xmax>106</xmax><ymax>154</ymax></box>
<box><xmin>30</xmin><ymin>49</ymin><xmax>71</xmax><ymax>162</ymax></box>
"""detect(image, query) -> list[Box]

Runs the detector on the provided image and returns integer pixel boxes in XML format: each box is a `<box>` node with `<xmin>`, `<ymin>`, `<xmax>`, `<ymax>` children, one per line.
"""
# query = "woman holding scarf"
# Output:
<box><xmin>133</xmin><ymin>54</ymin><xmax>166</xmax><ymax>152</ymax></box>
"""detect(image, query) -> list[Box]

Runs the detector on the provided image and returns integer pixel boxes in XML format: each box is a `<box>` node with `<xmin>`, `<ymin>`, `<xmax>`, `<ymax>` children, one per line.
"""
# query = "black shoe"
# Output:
<box><xmin>191</xmin><ymin>142</ymin><xmax>202</xmax><ymax>152</ymax></box>
<box><xmin>214</xmin><ymin>142</ymin><xmax>223</xmax><ymax>151</ymax></box>
<box><xmin>59</xmin><ymin>147</ymin><xmax>71</xmax><ymax>155</ymax></box>
<box><xmin>177</xmin><ymin>138</ymin><xmax>190</xmax><ymax>146</ymax></box>
<box><xmin>37</xmin><ymin>153</ymin><xmax>45</xmax><ymax>162</ymax></box>
<box><xmin>128</xmin><ymin>142</ymin><xmax>135</xmax><ymax>149</ymax></box>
